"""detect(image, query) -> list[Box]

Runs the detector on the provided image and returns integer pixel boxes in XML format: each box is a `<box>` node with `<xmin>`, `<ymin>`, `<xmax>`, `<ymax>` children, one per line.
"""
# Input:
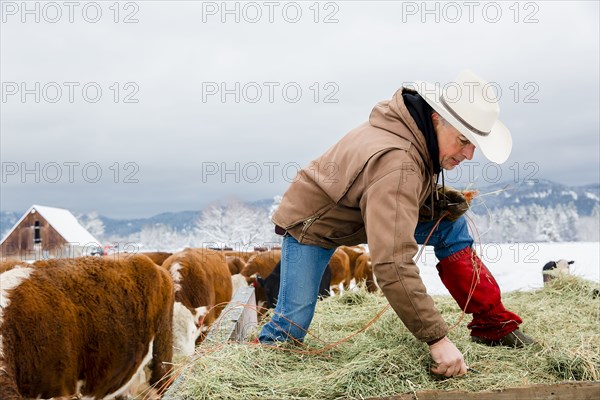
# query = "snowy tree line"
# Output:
<box><xmin>82</xmin><ymin>197</ymin><xmax>283</xmax><ymax>252</ymax></box>
<box><xmin>468</xmin><ymin>203</ymin><xmax>599</xmax><ymax>243</ymax></box>
<box><xmin>193</xmin><ymin>196</ymin><xmax>282</xmax><ymax>249</ymax></box>
<box><xmin>81</xmin><ymin>199</ymin><xmax>599</xmax><ymax>252</ymax></box>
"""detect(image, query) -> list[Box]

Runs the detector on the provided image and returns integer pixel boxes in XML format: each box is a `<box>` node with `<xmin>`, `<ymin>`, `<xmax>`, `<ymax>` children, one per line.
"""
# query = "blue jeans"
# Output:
<box><xmin>259</xmin><ymin>216</ymin><xmax>473</xmax><ymax>343</ymax></box>
<box><xmin>413</xmin><ymin>215</ymin><xmax>473</xmax><ymax>260</ymax></box>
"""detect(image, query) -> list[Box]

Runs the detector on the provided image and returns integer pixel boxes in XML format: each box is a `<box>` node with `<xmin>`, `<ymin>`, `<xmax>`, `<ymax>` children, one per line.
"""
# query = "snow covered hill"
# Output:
<box><xmin>469</xmin><ymin>179</ymin><xmax>599</xmax><ymax>216</ymax></box>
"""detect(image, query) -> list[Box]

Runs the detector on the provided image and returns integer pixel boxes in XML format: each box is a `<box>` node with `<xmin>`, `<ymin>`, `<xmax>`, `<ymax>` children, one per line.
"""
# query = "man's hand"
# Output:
<box><xmin>438</xmin><ymin>186</ymin><xmax>471</xmax><ymax>221</ymax></box>
<box><xmin>429</xmin><ymin>336</ymin><xmax>468</xmax><ymax>377</ymax></box>
<box><xmin>419</xmin><ymin>186</ymin><xmax>478</xmax><ymax>222</ymax></box>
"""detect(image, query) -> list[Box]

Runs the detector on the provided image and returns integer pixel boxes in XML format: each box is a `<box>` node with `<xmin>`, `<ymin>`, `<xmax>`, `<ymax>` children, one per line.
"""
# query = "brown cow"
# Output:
<box><xmin>328</xmin><ymin>249</ymin><xmax>352</xmax><ymax>294</ymax></box>
<box><xmin>102</xmin><ymin>251</ymin><xmax>172</xmax><ymax>267</ymax></box>
<box><xmin>162</xmin><ymin>248</ymin><xmax>233</xmax><ymax>346</ymax></box>
<box><xmin>0</xmin><ymin>259</ymin><xmax>28</xmax><ymax>274</ymax></box>
<box><xmin>240</xmin><ymin>250</ymin><xmax>281</xmax><ymax>278</ymax></box>
<box><xmin>226</xmin><ymin>255</ymin><xmax>246</xmax><ymax>275</ymax></box>
<box><xmin>354</xmin><ymin>252</ymin><xmax>378</xmax><ymax>292</ymax></box>
<box><xmin>240</xmin><ymin>250</ymin><xmax>281</xmax><ymax>308</ymax></box>
<box><xmin>224</xmin><ymin>257</ymin><xmax>249</xmax><ymax>297</ymax></box>
<box><xmin>0</xmin><ymin>255</ymin><xmax>175</xmax><ymax>400</ymax></box>
<box><xmin>141</xmin><ymin>251</ymin><xmax>173</xmax><ymax>266</ymax></box>
<box><xmin>223</xmin><ymin>250</ymin><xmax>260</xmax><ymax>264</ymax></box>
<box><xmin>339</xmin><ymin>245</ymin><xmax>365</xmax><ymax>276</ymax></box>
<box><xmin>339</xmin><ymin>246</ymin><xmax>377</xmax><ymax>292</ymax></box>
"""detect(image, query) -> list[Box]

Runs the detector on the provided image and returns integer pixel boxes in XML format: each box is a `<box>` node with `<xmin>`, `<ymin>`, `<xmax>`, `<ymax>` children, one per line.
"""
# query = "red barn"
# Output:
<box><xmin>0</xmin><ymin>205</ymin><xmax>100</xmax><ymax>261</ymax></box>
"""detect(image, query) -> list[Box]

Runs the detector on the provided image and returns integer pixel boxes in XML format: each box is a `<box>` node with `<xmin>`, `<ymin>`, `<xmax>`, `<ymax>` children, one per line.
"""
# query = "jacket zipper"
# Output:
<box><xmin>300</xmin><ymin>217</ymin><xmax>315</xmax><ymax>239</ymax></box>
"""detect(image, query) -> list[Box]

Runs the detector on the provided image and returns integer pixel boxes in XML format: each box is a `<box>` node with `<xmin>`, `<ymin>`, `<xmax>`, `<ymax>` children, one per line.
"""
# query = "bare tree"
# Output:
<box><xmin>195</xmin><ymin>200</ymin><xmax>265</xmax><ymax>248</ymax></box>
<box><xmin>77</xmin><ymin>211</ymin><xmax>105</xmax><ymax>241</ymax></box>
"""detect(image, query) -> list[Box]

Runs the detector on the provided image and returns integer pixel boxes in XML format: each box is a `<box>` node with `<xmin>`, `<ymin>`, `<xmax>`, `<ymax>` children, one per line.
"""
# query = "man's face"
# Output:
<box><xmin>433</xmin><ymin>113</ymin><xmax>476</xmax><ymax>170</ymax></box>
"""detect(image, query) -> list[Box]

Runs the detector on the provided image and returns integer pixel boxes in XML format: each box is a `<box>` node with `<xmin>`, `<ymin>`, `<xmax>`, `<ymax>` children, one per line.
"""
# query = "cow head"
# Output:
<box><xmin>172</xmin><ymin>302</ymin><xmax>208</xmax><ymax>356</ymax></box>
<box><xmin>542</xmin><ymin>259</ymin><xmax>574</xmax><ymax>284</ymax></box>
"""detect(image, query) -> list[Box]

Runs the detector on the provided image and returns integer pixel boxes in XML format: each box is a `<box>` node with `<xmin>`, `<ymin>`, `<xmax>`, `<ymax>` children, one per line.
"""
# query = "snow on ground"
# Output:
<box><xmin>416</xmin><ymin>242</ymin><xmax>600</xmax><ymax>295</ymax></box>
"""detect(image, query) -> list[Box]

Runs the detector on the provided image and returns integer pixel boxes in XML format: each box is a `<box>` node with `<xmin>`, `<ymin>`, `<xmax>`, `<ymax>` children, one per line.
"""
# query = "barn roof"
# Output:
<box><xmin>0</xmin><ymin>204</ymin><xmax>100</xmax><ymax>246</ymax></box>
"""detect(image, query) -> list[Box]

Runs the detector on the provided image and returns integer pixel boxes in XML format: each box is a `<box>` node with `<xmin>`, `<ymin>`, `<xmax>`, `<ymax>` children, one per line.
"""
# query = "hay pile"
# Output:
<box><xmin>171</xmin><ymin>276</ymin><xmax>599</xmax><ymax>399</ymax></box>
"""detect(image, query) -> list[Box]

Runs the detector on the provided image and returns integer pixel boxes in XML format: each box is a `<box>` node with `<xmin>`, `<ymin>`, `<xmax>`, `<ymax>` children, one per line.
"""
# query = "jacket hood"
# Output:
<box><xmin>368</xmin><ymin>87</ymin><xmax>433</xmax><ymax>170</ymax></box>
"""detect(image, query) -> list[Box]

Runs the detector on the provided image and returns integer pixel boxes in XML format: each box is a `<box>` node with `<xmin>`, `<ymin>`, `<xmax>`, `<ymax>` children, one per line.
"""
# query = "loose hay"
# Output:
<box><xmin>172</xmin><ymin>276</ymin><xmax>600</xmax><ymax>399</ymax></box>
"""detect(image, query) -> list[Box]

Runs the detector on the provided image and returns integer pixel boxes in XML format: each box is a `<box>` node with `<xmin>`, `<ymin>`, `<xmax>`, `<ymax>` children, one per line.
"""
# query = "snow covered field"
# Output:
<box><xmin>416</xmin><ymin>242</ymin><xmax>600</xmax><ymax>295</ymax></box>
<box><xmin>152</xmin><ymin>241</ymin><xmax>599</xmax><ymax>296</ymax></box>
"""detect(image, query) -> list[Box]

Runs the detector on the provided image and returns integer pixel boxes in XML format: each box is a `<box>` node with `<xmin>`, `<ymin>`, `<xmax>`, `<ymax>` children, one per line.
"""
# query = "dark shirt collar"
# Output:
<box><xmin>402</xmin><ymin>92</ymin><xmax>441</xmax><ymax>174</ymax></box>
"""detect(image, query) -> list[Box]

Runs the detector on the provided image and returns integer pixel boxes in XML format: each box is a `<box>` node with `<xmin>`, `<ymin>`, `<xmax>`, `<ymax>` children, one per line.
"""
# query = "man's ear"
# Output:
<box><xmin>431</xmin><ymin>112</ymin><xmax>440</xmax><ymax>123</ymax></box>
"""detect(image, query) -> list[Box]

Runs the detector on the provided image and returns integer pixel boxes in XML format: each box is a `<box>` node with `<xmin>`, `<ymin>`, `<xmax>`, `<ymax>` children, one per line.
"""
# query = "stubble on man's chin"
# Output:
<box><xmin>441</xmin><ymin>161</ymin><xmax>456</xmax><ymax>171</ymax></box>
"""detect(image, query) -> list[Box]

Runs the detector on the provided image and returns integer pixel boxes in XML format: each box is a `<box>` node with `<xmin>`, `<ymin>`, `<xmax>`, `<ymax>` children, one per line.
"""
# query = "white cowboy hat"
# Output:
<box><xmin>413</xmin><ymin>70</ymin><xmax>512</xmax><ymax>164</ymax></box>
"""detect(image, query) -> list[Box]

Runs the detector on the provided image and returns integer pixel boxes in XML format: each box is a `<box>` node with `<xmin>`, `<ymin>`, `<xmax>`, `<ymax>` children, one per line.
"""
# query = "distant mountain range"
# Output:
<box><xmin>467</xmin><ymin>179</ymin><xmax>599</xmax><ymax>216</ymax></box>
<box><xmin>100</xmin><ymin>210</ymin><xmax>200</xmax><ymax>237</ymax></box>
<box><xmin>1</xmin><ymin>180</ymin><xmax>598</xmax><ymax>240</ymax></box>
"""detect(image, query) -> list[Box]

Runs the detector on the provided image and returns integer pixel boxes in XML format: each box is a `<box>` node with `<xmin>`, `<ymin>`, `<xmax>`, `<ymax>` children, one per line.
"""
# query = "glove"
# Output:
<box><xmin>418</xmin><ymin>185</ymin><xmax>478</xmax><ymax>222</ymax></box>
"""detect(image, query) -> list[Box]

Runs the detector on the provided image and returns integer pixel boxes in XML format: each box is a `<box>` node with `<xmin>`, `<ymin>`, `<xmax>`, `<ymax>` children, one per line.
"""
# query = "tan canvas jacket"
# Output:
<box><xmin>271</xmin><ymin>87</ymin><xmax>448</xmax><ymax>343</ymax></box>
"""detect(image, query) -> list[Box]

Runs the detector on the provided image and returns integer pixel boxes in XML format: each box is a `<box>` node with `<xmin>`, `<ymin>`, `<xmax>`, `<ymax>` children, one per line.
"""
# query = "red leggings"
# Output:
<box><xmin>437</xmin><ymin>246</ymin><xmax>522</xmax><ymax>340</ymax></box>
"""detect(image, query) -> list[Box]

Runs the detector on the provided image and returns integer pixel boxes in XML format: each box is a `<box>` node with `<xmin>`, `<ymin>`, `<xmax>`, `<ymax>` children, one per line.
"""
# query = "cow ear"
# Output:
<box><xmin>543</xmin><ymin>261</ymin><xmax>557</xmax><ymax>271</ymax></box>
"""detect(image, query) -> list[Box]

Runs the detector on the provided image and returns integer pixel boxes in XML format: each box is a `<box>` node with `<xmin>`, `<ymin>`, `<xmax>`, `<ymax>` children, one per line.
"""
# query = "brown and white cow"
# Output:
<box><xmin>223</xmin><ymin>250</ymin><xmax>259</xmax><ymax>262</ymax></box>
<box><xmin>226</xmin><ymin>256</ymin><xmax>250</xmax><ymax>296</ymax></box>
<box><xmin>328</xmin><ymin>249</ymin><xmax>352</xmax><ymax>294</ymax></box>
<box><xmin>226</xmin><ymin>255</ymin><xmax>247</xmax><ymax>275</ymax></box>
<box><xmin>141</xmin><ymin>252</ymin><xmax>174</xmax><ymax>266</ymax></box>
<box><xmin>338</xmin><ymin>245</ymin><xmax>365</xmax><ymax>276</ymax></box>
<box><xmin>162</xmin><ymin>248</ymin><xmax>233</xmax><ymax>349</ymax></box>
<box><xmin>240</xmin><ymin>249</ymin><xmax>281</xmax><ymax>279</ymax></box>
<box><xmin>0</xmin><ymin>259</ymin><xmax>28</xmax><ymax>274</ymax></box>
<box><xmin>239</xmin><ymin>250</ymin><xmax>281</xmax><ymax>307</ymax></box>
<box><xmin>339</xmin><ymin>246</ymin><xmax>377</xmax><ymax>292</ymax></box>
<box><xmin>102</xmin><ymin>251</ymin><xmax>173</xmax><ymax>267</ymax></box>
<box><xmin>0</xmin><ymin>255</ymin><xmax>175</xmax><ymax>400</ymax></box>
<box><xmin>353</xmin><ymin>252</ymin><xmax>377</xmax><ymax>292</ymax></box>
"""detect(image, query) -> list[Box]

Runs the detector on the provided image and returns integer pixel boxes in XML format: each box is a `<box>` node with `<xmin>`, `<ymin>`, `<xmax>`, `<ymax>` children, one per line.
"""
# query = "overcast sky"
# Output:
<box><xmin>1</xmin><ymin>0</ymin><xmax>598</xmax><ymax>218</ymax></box>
